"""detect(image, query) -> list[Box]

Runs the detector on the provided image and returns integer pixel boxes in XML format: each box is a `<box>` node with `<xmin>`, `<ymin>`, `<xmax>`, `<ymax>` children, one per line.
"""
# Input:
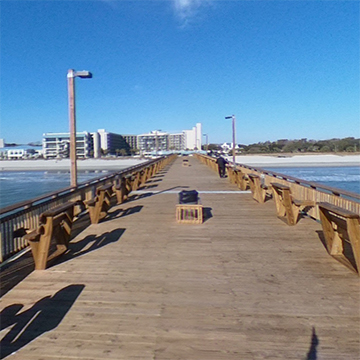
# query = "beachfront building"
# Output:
<box><xmin>122</xmin><ymin>135</ymin><xmax>138</xmax><ymax>152</ymax></box>
<box><xmin>184</xmin><ymin>123</ymin><xmax>202</xmax><ymax>150</ymax></box>
<box><xmin>137</xmin><ymin>131</ymin><xmax>169</xmax><ymax>154</ymax></box>
<box><xmin>7</xmin><ymin>149</ymin><xmax>26</xmax><ymax>159</ymax></box>
<box><xmin>97</xmin><ymin>129</ymin><xmax>130</xmax><ymax>156</ymax></box>
<box><xmin>137</xmin><ymin>124</ymin><xmax>202</xmax><ymax>153</ymax></box>
<box><xmin>0</xmin><ymin>146</ymin><xmax>43</xmax><ymax>159</ymax></box>
<box><xmin>169</xmin><ymin>133</ymin><xmax>185</xmax><ymax>151</ymax></box>
<box><xmin>0</xmin><ymin>139</ymin><xmax>5</xmax><ymax>148</ymax></box>
<box><xmin>42</xmin><ymin>132</ymin><xmax>93</xmax><ymax>159</ymax></box>
<box><xmin>220</xmin><ymin>142</ymin><xmax>240</xmax><ymax>154</ymax></box>
<box><xmin>92</xmin><ymin>132</ymin><xmax>101</xmax><ymax>159</ymax></box>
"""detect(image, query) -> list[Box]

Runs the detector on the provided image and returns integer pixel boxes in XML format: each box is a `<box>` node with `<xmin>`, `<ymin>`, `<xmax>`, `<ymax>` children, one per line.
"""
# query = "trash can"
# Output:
<box><xmin>178</xmin><ymin>190</ymin><xmax>199</xmax><ymax>205</ymax></box>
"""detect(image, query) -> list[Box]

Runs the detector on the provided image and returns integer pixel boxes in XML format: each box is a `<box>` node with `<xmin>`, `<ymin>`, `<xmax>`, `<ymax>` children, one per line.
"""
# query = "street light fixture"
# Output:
<box><xmin>67</xmin><ymin>69</ymin><xmax>93</xmax><ymax>187</ymax></box>
<box><xmin>203</xmin><ymin>134</ymin><xmax>208</xmax><ymax>152</ymax></box>
<box><xmin>225</xmin><ymin>115</ymin><xmax>236</xmax><ymax>166</ymax></box>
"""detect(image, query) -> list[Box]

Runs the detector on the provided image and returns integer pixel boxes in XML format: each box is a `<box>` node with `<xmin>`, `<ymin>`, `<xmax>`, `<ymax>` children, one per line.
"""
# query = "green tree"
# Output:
<box><xmin>320</xmin><ymin>145</ymin><xmax>331</xmax><ymax>152</ymax></box>
<box><xmin>207</xmin><ymin>144</ymin><xmax>221</xmax><ymax>151</ymax></box>
<box><xmin>100</xmin><ymin>149</ymin><xmax>108</xmax><ymax>157</ymax></box>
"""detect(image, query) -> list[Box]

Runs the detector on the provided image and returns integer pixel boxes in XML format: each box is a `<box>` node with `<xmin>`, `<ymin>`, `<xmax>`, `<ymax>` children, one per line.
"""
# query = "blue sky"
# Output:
<box><xmin>1</xmin><ymin>0</ymin><xmax>359</xmax><ymax>145</ymax></box>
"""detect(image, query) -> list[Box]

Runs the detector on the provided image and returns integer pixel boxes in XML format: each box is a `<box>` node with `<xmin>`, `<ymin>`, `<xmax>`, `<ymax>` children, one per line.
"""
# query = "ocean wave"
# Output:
<box><xmin>1</xmin><ymin>166</ymin><xmax>359</xmax><ymax>209</ymax></box>
<box><xmin>0</xmin><ymin>173</ymin><xmax>97</xmax><ymax>183</ymax></box>
<box><xmin>298</xmin><ymin>175</ymin><xmax>360</xmax><ymax>182</ymax></box>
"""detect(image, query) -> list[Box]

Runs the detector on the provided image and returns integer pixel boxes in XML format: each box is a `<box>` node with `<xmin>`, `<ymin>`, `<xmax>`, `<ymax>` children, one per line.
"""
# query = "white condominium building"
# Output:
<box><xmin>169</xmin><ymin>133</ymin><xmax>185</xmax><ymax>151</ymax></box>
<box><xmin>137</xmin><ymin>124</ymin><xmax>202</xmax><ymax>152</ymax></box>
<box><xmin>42</xmin><ymin>124</ymin><xmax>202</xmax><ymax>157</ymax></box>
<box><xmin>137</xmin><ymin>131</ymin><xmax>169</xmax><ymax>153</ymax></box>
<box><xmin>43</xmin><ymin>130</ymin><xmax>130</xmax><ymax>159</ymax></box>
<box><xmin>123</xmin><ymin>135</ymin><xmax>138</xmax><ymax>150</ymax></box>
<box><xmin>96</xmin><ymin>129</ymin><xmax>130</xmax><ymax>156</ymax></box>
<box><xmin>42</xmin><ymin>132</ymin><xmax>93</xmax><ymax>159</ymax></box>
<box><xmin>184</xmin><ymin>123</ymin><xmax>202</xmax><ymax>150</ymax></box>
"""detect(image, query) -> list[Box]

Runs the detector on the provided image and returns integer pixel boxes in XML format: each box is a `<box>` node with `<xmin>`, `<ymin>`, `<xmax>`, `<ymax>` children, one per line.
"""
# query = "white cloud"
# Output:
<box><xmin>172</xmin><ymin>0</ymin><xmax>209</xmax><ymax>22</ymax></box>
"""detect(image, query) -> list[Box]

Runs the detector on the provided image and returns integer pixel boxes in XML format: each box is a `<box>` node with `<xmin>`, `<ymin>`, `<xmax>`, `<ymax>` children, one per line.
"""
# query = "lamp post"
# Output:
<box><xmin>155</xmin><ymin>130</ymin><xmax>158</xmax><ymax>156</ymax></box>
<box><xmin>203</xmin><ymin>134</ymin><xmax>208</xmax><ymax>152</ymax></box>
<box><xmin>67</xmin><ymin>69</ymin><xmax>92</xmax><ymax>187</ymax></box>
<box><xmin>225</xmin><ymin>115</ymin><xmax>236</xmax><ymax>166</ymax></box>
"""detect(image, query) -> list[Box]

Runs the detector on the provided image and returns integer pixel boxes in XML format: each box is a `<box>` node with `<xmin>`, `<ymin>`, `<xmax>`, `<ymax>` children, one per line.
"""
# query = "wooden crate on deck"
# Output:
<box><xmin>176</xmin><ymin>204</ymin><xmax>203</xmax><ymax>224</ymax></box>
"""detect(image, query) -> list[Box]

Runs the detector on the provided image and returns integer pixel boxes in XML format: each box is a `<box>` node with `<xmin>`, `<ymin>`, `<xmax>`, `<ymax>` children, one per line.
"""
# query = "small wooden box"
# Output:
<box><xmin>176</xmin><ymin>204</ymin><xmax>203</xmax><ymax>224</ymax></box>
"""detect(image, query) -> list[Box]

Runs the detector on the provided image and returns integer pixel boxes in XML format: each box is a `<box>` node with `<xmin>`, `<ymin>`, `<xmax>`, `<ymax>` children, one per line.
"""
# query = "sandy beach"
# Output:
<box><xmin>230</xmin><ymin>154</ymin><xmax>360</xmax><ymax>167</ymax></box>
<box><xmin>0</xmin><ymin>154</ymin><xmax>359</xmax><ymax>171</ymax></box>
<box><xmin>0</xmin><ymin>158</ymin><xmax>148</xmax><ymax>172</ymax></box>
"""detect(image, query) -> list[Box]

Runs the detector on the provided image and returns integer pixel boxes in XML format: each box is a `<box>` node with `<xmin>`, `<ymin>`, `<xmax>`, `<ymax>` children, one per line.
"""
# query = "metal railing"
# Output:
<box><xmin>0</xmin><ymin>155</ymin><xmax>176</xmax><ymax>262</ymax></box>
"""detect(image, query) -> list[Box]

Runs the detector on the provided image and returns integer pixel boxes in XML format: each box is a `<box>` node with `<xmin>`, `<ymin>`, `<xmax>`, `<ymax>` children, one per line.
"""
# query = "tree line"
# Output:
<box><xmin>205</xmin><ymin>137</ymin><xmax>360</xmax><ymax>154</ymax></box>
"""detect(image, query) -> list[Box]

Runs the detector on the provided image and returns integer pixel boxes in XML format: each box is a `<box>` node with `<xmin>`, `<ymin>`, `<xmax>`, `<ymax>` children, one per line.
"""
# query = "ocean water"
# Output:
<box><xmin>0</xmin><ymin>166</ymin><xmax>359</xmax><ymax>210</ymax></box>
<box><xmin>0</xmin><ymin>170</ymin><xmax>111</xmax><ymax>209</ymax></box>
<box><xmin>263</xmin><ymin>166</ymin><xmax>360</xmax><ymax>195</ymax></box>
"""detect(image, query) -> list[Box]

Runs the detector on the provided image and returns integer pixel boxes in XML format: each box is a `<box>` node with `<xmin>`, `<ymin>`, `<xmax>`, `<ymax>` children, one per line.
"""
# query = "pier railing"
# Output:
<box><xmin>195</xmin><ymin>153</ymin><xmax>360</xmax><ymax>219</ymax></box>
<box><xmin>0</xmin><ymin>155</ymin><xmax>176</xmax><ymax>263</ymax></box>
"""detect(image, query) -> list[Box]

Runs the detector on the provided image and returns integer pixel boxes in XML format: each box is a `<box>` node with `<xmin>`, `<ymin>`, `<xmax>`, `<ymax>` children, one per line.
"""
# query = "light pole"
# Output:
<box><xmin>155</xmin><ymin>130</ymin><xmax>158</xmax><ymax>156</ymax></box>
<box><xmin>67</xmin><ymin>69</ymin><xmax>92</xmax><ymax>187</ymax></box>
<box><xmin>225</xmin><ymin>115</ymin><xmax>236</xmax><ymax>166</ymax></box>
<box><xmin>203</xmin><ymin>134</ymin><xmax>208</xmax><ymax>152</ymax></box>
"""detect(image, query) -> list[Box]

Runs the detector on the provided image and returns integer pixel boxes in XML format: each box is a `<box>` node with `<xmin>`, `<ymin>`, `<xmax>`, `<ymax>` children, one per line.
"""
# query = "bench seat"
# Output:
<box><xmin>318</xmin><ymin>202</ymin><xmax>360</xmax><ymax>275</ymax></box>
<box><xmin>85</xmin><ymin>184</ymin><xmax>114</xmax><ymax>224</ymax></box>
<box><xmin>248</xmin><ymin>174</ymin><xmax>271</xmax><ymax>203</ymax></box>
<box><xmin>24</xmin><ymin>201</ymin><xmax>80</xmax><ymax>270</ymax></box>
<box><xmin>271</xmin><ymin>182</ymin><xmax>315</xmax><ymax>225</ymax></box>
<box><xmin>114</xmin><ymin>175</ymin><xmax>135</xmax><ymax>204</ymax></box>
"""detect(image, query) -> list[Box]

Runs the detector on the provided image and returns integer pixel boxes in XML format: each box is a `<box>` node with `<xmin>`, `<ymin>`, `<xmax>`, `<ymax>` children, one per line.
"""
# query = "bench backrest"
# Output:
<box><xmin>39</xmin><ymin>201</ymin><xmax>78</xmax><ymax>223</ymax></box>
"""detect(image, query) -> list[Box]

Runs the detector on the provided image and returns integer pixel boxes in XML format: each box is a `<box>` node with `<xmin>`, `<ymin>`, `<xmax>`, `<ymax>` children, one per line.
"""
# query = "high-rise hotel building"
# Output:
<box><xmin>42</xmin><ymin>123</ymin><xmax>202</xmax><ymax>158</ymax></box>
<box><xmin>42</xmin><ymin>132</ymin><xmax>93</xmax><ymax>159</ymax></box>
<box><xmin>43</xmin><ymin>129</ymin><xmax>129</xmax><ymax>159</ymax></box>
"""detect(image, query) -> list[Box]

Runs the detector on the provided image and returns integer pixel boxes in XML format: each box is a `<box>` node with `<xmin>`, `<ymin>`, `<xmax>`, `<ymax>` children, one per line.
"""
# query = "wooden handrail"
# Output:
<box><xmin>198</xmin><ymin>154</ymin><xmax>360</xmax><ymax>202</ymax></box>
<box><xmin>241</xmin><ymin>164</ymin><xmax>360</xmax><ymax>201</ymax></box>
<box><xmin>0</xmin><ymin>157</ymin><xmax>162</xmax><ymax>216</ymax></box>
<box><xmin>0</xmin><ymin>155</ymin><xmax>177</xmax><ymax>262</ymax></box>
<box><xmin>195</xmin><ymin>153</ymin><xmax>360</xmax><ymax>220</ymax></box>
<box><xmin>195</xmin><ymin>153</ymin><xmax>360</xmax><ymax>275</ymax></box>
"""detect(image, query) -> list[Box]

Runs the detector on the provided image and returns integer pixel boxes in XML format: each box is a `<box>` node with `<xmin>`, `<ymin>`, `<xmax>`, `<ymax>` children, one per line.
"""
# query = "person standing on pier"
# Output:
<box><xmin>216</xmin><ymin>155</ymin><xmax>228</xmax><ymax>178</ymax></box>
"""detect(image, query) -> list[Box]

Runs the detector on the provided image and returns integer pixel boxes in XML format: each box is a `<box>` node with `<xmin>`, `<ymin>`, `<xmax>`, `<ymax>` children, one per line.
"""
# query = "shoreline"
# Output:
<box><xmin>0</xmin><ymin>158</ymin><xmax>148</xmax><ymax>172</ymax></box>
<box><xmin>230</xmin><ymin>154</ymin><xmax>360</xmax><ymax>168</ymax></box>
<box><xmin>0</xmin><ymin>154</ymin><xmax>359</xmax><ymax>171</ymax></box>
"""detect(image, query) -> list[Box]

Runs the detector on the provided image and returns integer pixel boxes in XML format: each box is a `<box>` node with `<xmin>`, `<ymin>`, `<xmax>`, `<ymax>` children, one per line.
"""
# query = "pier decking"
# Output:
<box><xmin>1</xmin><ymin>156</ymin><xmax>359</xmax><ymax>359</ymax></box>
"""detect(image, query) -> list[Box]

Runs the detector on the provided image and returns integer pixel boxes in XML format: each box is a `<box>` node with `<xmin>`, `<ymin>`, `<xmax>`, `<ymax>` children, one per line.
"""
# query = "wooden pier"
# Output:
<box><xmin>1</xmin><ymin>156</ymin><xmax>359</xmax><ymax>359</ymax></box>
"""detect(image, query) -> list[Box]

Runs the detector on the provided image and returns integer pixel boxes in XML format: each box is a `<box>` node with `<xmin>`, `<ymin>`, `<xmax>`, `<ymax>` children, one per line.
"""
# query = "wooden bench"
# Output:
<box><xmin>132</xmin><ymin>171</ymin><xmax>141</xmax><ymax>191</ymax></box>
<box><xmin>236</xmin><ymin>171</ymin><xmax>249</xmax><ymax>191</ymax></box>
<box><xmin>140</xmin><ymin>167</ymin><xmax>149</xmax><ymax>184</ymax></box>
<box><xmin>226</xmin><ymin>167</ymin><xmax>237</xmax><ymax>185</ymax></box>
<box><xmin>114</xmin><ymin>176</ymin><xmax>126</xmax><ymax>204</ymax></box>
<box><xmin>271</xmin><ymin>182</ymin><xmax>315</xmax><ymax>225</ymax></box>
<box><xmin>23</xmin><ymin>201</ymin><xmax>80</xmax><ymax>270</ymax></box>
<box><xmin>114</xmin><ymin>175</ymin><xmax>134</xmax><ymax>204</ymax></box>
<box><xmin>140</xmin><ymin>166</ymin><xmax>152</xmax><ymax>184</ymax></box>
<box><xmin>227</xmin><ymin>168</ymin><xmax>249</xmax><ymax>191</ymax></box>
<box><xmin>318</xmin><ymin>202</ymin><xmax>360</xmax><ymax>275</ymax></box>
<box><xmin>85</xmin><ymin>183</ymin><xmax>114</xmax><ymax>224</ymax></box>
<box><xmin>248</xmin><ymin>174</ymin><xmax>271</xmax><ymax>203</ymax></box>
<box><xmin>176</xmin><ymin>190</ymin><xmax>203</xmax><ymax>224</ymax></box>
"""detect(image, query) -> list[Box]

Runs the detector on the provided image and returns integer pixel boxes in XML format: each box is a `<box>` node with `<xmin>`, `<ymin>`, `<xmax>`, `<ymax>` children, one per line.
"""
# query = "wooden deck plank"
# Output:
<box><xmin>1</xmin><ymin>155</ymin><xmax>359</xmax><ymax>359</ymax></box>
